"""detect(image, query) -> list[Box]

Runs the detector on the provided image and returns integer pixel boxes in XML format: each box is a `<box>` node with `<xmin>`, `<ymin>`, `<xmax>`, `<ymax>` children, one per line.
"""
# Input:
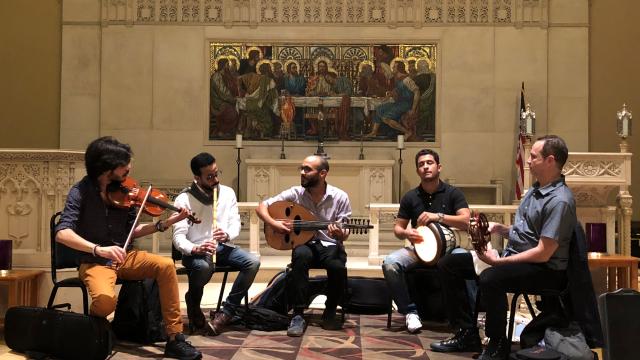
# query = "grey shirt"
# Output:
<box><xmin>263</xmin><ymin>184</ymin><xmax>352</xmax><ymax>246</ymax></box>
<box><xmin>504</xmin><ymin>176</ymin><xmax>576</xmax><ymax>270</ymax></box>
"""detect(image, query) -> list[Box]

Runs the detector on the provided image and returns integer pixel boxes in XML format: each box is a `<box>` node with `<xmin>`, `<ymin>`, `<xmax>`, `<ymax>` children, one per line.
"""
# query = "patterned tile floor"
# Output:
<box><xmin>0</xmin><ymin>310</ymin><xmax>485</xmax><ymax>360</ymax></box>
<box><xmin>103</xmin><ymin>310</ymin><xmax>483</xmax><ymax>360</ymax></box>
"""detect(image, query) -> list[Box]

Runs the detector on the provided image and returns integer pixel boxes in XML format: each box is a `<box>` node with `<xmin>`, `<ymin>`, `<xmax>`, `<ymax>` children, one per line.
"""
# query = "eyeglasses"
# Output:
<box><xmin>298</xmin><ymin>166</ymin><xmax>317</xmax><ymax>174</ymax></box>
<box><xmin>205</xmin><ymin>170</ymin><xmax>222</xmax><ymax>180</ymax></box>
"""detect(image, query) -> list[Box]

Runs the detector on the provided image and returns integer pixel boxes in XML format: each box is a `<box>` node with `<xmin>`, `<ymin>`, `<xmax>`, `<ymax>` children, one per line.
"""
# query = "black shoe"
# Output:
<box><xmin>164</xmin><ymin>333</ymin><xmax>202</xmax><ymax>360</ymax></box>
<box><xmin>430</xmin><ymin>328</ymin><xmax>482</xmax><ymax>353</ymax></box>
<box><xmin>478</xmin><ymin>336</ymin><xmax>510</xmax><ymax>360</ymax></box>
<box><xmin>321</xmin><ymin>309</ymin><xmax>343</xmax><ymax>330</ymax></box>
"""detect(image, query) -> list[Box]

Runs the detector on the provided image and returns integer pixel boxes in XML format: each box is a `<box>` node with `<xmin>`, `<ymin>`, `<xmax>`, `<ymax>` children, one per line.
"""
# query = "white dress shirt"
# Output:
<box><xmin>172</xmin><ymin>183</ymin><xmax>241</xmax><ymax>255</ymax></box>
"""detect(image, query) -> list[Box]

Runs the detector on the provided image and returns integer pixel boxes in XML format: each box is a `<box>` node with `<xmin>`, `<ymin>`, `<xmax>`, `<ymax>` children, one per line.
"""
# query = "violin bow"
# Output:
<box><xmin>112</xmin><ymin>184</ymin><xmax>153</xmax><ymax>269</ymax></box>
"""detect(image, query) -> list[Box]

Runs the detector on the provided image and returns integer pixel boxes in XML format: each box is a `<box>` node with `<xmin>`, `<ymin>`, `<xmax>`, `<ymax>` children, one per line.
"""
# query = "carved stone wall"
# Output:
<box><xmin>100</xmin><ymin>0</ymin><xmax>547</xmax><ymax>27</ymax></box>
<box><xmin>245</xmin><ymin>159</ymin><xmax>394</xmax><ymax>215</ymax></box>
<box><xmin>0</xmin><ymin>151</ymin><xmax>85</xmax><ymax>267</ymax></box>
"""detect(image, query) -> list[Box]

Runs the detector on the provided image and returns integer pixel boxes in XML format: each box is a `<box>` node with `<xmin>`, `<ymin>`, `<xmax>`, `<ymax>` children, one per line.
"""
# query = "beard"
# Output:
<box><xmin>301</xmin><ymin>175</ymin><xmax>320</xmax><ymax>189</ymax></box>
<box><xmin>109</xmin><ymin>170</ymin><xmax>129</xmax><ymax>183</ymax></box>
<box><xmin>198</xmin><ymin>180</ymin><xmax>218</xmax><ymax>193</ymax></box>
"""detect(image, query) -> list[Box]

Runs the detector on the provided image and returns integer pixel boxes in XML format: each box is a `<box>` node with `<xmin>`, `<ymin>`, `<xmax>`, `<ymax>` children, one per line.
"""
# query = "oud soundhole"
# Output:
<box><xmin>284</xmin><ymin>234</ymin><xmax>290</xmax><ymax>244</ymax></box>
<box><xmin>285</xmin><ymin>207</ymin><xmax>291</xmax><ymax>217</ymax></box>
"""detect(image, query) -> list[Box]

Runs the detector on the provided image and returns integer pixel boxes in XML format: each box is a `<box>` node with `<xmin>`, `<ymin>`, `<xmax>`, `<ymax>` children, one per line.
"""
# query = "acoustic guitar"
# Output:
<box><xmin>264</xmin><ymin>201</ymin><xmax>373</xmax><ymax>250</ymax></box>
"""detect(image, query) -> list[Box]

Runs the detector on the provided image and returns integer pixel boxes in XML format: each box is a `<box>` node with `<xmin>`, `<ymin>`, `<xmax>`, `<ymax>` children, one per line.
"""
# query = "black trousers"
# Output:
<box><xmin>437</xmin><ymin>252</ymin><xmax>566</xmax><ymax>339</ymax></box>
<box><xmin>289</xmin><ymin>240</ymin><xmax>347</xmax><ymax>313</ymax></box>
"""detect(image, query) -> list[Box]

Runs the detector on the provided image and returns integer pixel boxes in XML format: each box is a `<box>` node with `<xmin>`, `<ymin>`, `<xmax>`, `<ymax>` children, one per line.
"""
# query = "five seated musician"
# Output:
<box><xmin>256</xmin><ymin>155</ymin><xmax>352</xmax><ymax>337</ymax></box>
<box><xmin>54</xmin><ymin>137</ymin><xmax>202</xmax><ymax>360</ymax></box>
<box><xmin>431</xmin><ymin>135</ymin><xmax>576</xmax><ymax>360</ymax></box>
<box><xmin>382</xmin><ymin>148</ymin><xmax>471</xmax><ymax>334</ymax></box>
<box><xmin>172</xmin><ymin>152</ymin><xmax>260</xmax><ymax>335</ymax></box>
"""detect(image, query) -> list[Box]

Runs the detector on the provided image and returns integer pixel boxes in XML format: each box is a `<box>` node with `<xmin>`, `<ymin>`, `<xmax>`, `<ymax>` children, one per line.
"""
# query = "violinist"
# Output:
<box><xmin>55</xmin><ymin>137</ymin><xmax>202</xmax><ymax>360</ymax></box>
<box><xmin>256</xmin><ymin>155</ymin><xmax>351</xmax><ymax>336</ymax></box>
<box><xmin>172</xmin><ymin>152</ymin><xmax>260</xmax><ymax>335</ymax></box>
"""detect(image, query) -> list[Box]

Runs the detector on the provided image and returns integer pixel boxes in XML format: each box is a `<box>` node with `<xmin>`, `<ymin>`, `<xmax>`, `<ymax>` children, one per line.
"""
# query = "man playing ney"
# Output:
<box><xmin>382</xmin><ymin>149</ymin><xmax>471</xmax><ymax>333</ymax></box>
<box><xmin>256</xmin><ymin>155</ymin><xmax>351</xmax><ymax>337</ymax></box>
<box><xmin>173</xmin><ymin>152</ymin><xmax>260</xmax><ymax>335</ymax></box>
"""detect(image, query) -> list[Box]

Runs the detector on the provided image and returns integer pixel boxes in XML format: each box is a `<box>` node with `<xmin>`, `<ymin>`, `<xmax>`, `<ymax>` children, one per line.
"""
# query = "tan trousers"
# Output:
<box><xmin>79</xmin><ymin>250</ymin><xmax>182</xmax><ymax>336</ymax></box>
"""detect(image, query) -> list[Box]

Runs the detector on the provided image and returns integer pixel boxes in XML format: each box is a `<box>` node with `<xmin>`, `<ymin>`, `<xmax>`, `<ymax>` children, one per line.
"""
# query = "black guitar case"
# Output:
<box><xmin>5</xmin><ymin>306</ymin><xmax>113</xmax><ymax>360</ymax></box>
<box><xmin>598</xmin><ymin>288</ymin><xmax>640</xmax><ymax>360</ymax></box>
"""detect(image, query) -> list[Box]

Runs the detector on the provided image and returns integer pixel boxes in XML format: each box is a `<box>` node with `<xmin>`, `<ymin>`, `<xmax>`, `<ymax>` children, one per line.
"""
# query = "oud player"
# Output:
<box><xmin>256</xmin><ymin>155</ymin><xmax>351</xmax><ymax>337</ymax></box>
<box><xmin>382</xmin><ymin>148</ymin><xmax>471</xmax><ymax>334</ymax></box>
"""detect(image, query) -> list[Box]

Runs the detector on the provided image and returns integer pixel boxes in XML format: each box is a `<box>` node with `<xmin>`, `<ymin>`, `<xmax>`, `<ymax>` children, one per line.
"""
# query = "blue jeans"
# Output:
<box><xmin>382</xmin><ymin>246</ymin><xmax>477</xmax><ymax>315</ymax></box>
<box><xmin>182</xmin><ymin>244</ymin><xmax>260</xmax><ymax>317</ymax></box>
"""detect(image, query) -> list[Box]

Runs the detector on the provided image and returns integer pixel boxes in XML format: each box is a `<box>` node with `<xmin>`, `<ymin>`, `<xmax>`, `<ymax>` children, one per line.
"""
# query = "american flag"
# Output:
<box><xmin>515</xmin><ymin>82</ymin><xmax>526</xmax><ymax>200</ymax></box>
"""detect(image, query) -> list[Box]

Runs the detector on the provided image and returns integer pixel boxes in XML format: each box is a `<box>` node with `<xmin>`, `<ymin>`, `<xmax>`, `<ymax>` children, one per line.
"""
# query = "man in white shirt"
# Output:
<box><xmin>256</xmin><ymin>155</ymin><xmax>351</xmax><ymax>337</ymax></box>
<box><xmin>173</xmin><ymin>152</ymin><xmax>260</xmax><ymax>335</ymax></box>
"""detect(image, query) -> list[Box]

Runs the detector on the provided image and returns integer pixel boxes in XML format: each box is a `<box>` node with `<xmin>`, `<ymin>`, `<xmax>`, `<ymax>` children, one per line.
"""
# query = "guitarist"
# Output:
<box><xmin>431</xmin><ymin>135</ymin><xmax>576</xmax><ymax>360</ymax></box>
<box><xmin>256</xmin><ymin>155</ymin><xmax>352</xmax><ymax>337</ymax></box>
<box><xmin>382</xmin><ymin>148</ymin><xmax>471</xmax><ymax>334</ymax></box>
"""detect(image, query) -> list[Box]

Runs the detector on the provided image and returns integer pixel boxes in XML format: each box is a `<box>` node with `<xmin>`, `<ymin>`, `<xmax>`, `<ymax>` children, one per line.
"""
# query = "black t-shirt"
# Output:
<box><xmin>397</xmin><ymin>181</ymin><xmax>469</xmax><ymax>228</ymax></box>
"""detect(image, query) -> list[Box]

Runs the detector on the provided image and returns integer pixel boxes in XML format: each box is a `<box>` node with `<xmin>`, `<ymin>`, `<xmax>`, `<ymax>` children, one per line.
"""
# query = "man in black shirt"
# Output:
<box><xmin>55</xmin><ymin>137</ymin><xmax>202</xmax><ymax>360</ymax></box>
<box><xmin>382</xmin><ymin>149</ymin><xmax>471</xmax><ymax>334</ymax></box>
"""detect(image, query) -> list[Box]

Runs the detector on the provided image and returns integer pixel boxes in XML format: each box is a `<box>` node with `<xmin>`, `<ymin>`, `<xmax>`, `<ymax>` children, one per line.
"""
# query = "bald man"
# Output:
<box><xmin>257</xmin><ymin>155</ymin><xmax>352</xmax><ymax>337</ymax></box>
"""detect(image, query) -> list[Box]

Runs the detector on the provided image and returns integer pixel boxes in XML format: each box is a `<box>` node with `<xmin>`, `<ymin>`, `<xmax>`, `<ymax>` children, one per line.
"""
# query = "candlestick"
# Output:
<box><xmin>397</xmin><ymin>134</ymin><xmax>405</xmax><ymax>149</ymax></box>
<box><xmin>280</xmin><ymin>133</ymin><xmax>286</xmax><ymax>159</ymax></box>
<box><xmin>359</xmin><ymin>127</ymin><xmax>365</xmax><ymax>160</ymax></box>
<box><xmin>235</xmin><ymin>134</ymin><xmax>243</xmax><ymax>149</ymax></box>
<box><xmin>235</xmin><ymin>147</ymin><xmax>242</xmax><ymax>200</ymax></box>
<box><xmin>397</xmin><ymin>148</ymin><xmax>404</xmax><ymax>202</ymax></box>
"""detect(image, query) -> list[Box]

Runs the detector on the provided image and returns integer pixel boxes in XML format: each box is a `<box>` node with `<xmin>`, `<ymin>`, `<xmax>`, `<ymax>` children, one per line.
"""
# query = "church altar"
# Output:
<box><xmin>245</xmin><ymin>158</ymin><xmax>395</xmax><ymax>215</ymax></box>
<box><xmin>235</xmin><ymin>96</ymin><xmax>388</xmax><ymax>113</ymax></box>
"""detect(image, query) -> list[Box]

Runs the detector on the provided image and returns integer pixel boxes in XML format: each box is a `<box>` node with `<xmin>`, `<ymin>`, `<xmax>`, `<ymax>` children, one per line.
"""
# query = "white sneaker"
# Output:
<box><xmin>406</xmin><ymin>313</ymin><xmax>422</xmax><ymax>333</ymax></box>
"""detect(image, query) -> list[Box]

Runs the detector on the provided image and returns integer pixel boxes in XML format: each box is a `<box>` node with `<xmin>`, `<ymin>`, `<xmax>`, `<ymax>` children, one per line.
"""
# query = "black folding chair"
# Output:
<box><xmin>47</xmin><ymin>211</ymin><xmax>89</xmax><ymax>314</ymax></box>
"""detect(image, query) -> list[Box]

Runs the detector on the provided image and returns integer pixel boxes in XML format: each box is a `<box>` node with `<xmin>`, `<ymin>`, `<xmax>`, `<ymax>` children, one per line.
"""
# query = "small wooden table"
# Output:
<box><xmin>588</xmin><ymin>253</ymin><xmax>639</xmax><ymax>291</ymax></box>
<box><xmin>0</xmin><ymin>269</ymin><xmax>44</xmax><ymax>326</ymax></box>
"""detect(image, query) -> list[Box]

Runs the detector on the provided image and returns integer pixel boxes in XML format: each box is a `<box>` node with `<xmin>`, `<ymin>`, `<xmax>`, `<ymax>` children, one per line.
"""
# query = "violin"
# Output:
<box><xmin>106</xmin><ymin>177</ymin><xmax>201</xmax><ymax>224</ymax></box>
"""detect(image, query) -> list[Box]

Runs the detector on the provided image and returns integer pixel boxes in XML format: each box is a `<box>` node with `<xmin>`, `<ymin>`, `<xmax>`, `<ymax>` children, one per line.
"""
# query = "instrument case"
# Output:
<box><xmin>5</xmin><ymin>306</ymin><xmax>113</xmax><ymax>360</ymax></box>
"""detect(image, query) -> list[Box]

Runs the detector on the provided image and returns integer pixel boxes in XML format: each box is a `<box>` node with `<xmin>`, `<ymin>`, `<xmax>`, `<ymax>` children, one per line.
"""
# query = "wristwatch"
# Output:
<box><xmin>155</xmin><ymin>220</ymin><xmax>167</xmax><ymax>232</ymax></box>
<box><xmin>437</xmin><ymin>213</ymin><xmax>445</xmax><ymax>223</ymax></box>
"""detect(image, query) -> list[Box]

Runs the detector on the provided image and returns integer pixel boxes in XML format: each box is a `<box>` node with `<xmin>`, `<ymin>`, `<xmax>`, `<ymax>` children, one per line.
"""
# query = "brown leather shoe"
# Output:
<box><xmin>208</xmin><ymin>312</ymin><xmax>232</xmax><ymax>336</ymax></box>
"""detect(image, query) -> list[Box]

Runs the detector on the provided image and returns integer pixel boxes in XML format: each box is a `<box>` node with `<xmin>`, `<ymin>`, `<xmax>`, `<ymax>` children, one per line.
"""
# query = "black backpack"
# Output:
<box><xmin>234</xmin><ymin>305</ymin><xmax>290</xmax><ymax>331</ymax></box>
<box><xmin>251</xmin><ymin>270</ymin><xmax>289</xmax><ymax>314</ymax></box>
<box><xmin>251</xmin><ymin>271</ymin><xmax>332</xmax><ymax>314</ymax></box>
<box><xmin>112</xmin><ymin>279</ymin><xmax>167</xmax><ymax>344</ymax></box>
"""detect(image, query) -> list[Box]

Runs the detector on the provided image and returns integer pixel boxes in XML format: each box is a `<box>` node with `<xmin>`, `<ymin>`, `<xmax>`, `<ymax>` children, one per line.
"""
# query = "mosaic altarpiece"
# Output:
<box><xmin>208</xmin><ymin>43</ymin><xmax>437</xmax><ymax>142</ymax></box>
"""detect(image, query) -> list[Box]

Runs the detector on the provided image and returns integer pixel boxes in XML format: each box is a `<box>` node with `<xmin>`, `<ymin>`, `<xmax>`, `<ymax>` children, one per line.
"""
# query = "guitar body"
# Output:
<box><xmin>265</xmin><ymin>201</ymin><xmax>315</xmax><ymax>250</ymax></box>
